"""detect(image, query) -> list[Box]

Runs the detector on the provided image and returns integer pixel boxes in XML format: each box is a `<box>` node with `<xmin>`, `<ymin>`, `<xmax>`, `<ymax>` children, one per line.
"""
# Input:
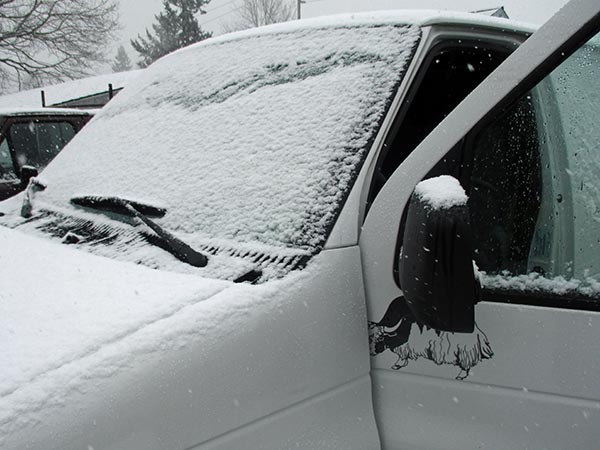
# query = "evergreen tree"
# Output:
<box><xmin>131</xmin><ymin>0</ymin><xmax>212</xmax><ymax>68</ymax></box>
<box><xmin>112</xmin><ymin>46</ymin><xmax>133</xmax><ymax>72</ymax></box>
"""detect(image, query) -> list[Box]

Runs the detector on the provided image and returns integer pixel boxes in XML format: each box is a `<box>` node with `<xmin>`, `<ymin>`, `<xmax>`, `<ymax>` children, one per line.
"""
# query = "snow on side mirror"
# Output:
<box><xmin>398</xmin><ymin>175</ymin><xmax>479</xmax><ymax>333</ymax></box>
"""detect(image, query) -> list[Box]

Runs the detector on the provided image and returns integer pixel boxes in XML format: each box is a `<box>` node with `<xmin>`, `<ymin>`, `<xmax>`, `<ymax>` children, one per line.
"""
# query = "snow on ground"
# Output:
<box><xmin>0</xmin><ymin>70</ymin><xmax>143</xmax><ymax>109</ymax></box>
<box><xmin>31</xmin><ymin>24</ymin><xmax>420</xmax><ymax>257</ymax></box>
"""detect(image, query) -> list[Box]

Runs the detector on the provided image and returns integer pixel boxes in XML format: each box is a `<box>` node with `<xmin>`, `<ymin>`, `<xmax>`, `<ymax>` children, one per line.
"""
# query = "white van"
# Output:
<box><xmin>1</xmin><ymin>1</ymin><xmax>599</xmax><ymax>449</ymax></box>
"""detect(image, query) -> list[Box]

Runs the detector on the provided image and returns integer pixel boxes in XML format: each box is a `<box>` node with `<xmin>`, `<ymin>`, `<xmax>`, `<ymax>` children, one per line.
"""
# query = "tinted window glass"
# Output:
<box><xmin>437</xmin><ymin>33</ymin><xmax>600</xmax><ymax>301</ymax></box>
<box><xmin>368</xmin><ymin>43</ymin><xmax>512</xmax><ymax>209</ymax></box>
<box><xmin>0</xmin><ymin>139</ymin><xmax>16</xmax><ymax>181</ymax></box>
<box><xmin>469</xmin><ymin>95</ymin><xmax>541</xmax><ymax>275</ymax></box>
<box><xmin>10</xmin><ymin>121</ymin><xmax>76</xmax><ymax>170</ymax></box>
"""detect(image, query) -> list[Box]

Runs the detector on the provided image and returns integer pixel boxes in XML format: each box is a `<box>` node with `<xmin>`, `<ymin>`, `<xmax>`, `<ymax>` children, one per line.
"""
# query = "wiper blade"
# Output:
<box><xmin>71</xmin><ymin>195</ymin><xmax>166</xmax><ymax>217</ymax></box>
<box><xmin>70</xmin><ymin>195</ymin><xmax>208</xmax><ymax>268</ymax></box>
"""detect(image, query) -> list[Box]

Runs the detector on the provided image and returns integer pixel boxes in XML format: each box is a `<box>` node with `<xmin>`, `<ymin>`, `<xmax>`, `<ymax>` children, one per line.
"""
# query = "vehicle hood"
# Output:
<box><xmin>0</xmin><ymin>226</ymin><xmax>247</xmax><ymax>439</ymax></box>
<box><xmin>0</xmin><ymin>227</ymin><xmax>361</xmax><ymax>450</ymax></box>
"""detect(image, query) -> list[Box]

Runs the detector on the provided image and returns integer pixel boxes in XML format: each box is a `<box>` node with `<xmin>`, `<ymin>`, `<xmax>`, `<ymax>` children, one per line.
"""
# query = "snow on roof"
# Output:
<box><xmin>0</xmin><ymin>107</ymin><xmax>94</xmax><ymax>117</ymax></box>
<box><xmin>22</xmin><ymin>23</ymin><xmax>421</xmax><ymax>263</ymax></box>
<box><xmin>0</xmin><ymin>70</ymin><xmax>143</xmax><ymax>109</ymax></box>
<box><xmin>165</xmin><ymin>8</ymin><xmax>534</xmax><ymax>60</ymax></box>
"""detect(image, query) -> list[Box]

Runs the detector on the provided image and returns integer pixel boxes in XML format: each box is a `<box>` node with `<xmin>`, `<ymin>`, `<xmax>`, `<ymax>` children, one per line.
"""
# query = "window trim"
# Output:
<box><xmin>483</xmin><ymin>289</ymin><xmax>600</xmax><ymax>311</ymax></box>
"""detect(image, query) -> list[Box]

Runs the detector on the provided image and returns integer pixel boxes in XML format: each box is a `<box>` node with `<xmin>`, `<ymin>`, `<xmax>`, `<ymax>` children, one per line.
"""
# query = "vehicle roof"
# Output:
<box><xmin>167</xmin><ymin>9</ymin><xmax>536</xmax><ymax>60</ymax></box>
<box><xmin>0</xmin><ymin>107</ymin><xmax>94</xmax><ymax>118</ymax></box>
<box><xmin>0</xmin><ymin>70</ymin><xmax>141</xmax><ymax>110</ymax></box>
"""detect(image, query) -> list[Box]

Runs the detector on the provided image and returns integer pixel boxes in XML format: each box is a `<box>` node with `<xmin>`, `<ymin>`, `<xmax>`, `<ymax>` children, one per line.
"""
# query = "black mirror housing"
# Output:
<box><xmin>399</xmin><ymin>176</ymin><xmax>478</xmax><ymax>333</ymax></box>
<box><xmin>20</xmin><ymin>165</ymin><xmax>38</xmax><ymax>189</ymax></box>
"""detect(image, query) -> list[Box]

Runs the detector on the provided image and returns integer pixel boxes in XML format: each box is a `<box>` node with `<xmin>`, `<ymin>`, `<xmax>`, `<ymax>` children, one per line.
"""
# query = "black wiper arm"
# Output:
<box><xmin>71</xmin><ymin>195</ymin><xmax>167</xmax><ymax>217</ymax></box>
<box><xmin>70</xmin><ymin>195</ymin><xmax>208</xmax><ymax>268</ymax></box>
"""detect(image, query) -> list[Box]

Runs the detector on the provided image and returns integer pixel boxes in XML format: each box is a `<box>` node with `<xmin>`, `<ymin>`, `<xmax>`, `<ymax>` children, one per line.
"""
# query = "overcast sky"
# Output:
<box><xmin>114</xmin><ymin>0</ymin><xmax>570</xmax><ymax>68</ymax></box>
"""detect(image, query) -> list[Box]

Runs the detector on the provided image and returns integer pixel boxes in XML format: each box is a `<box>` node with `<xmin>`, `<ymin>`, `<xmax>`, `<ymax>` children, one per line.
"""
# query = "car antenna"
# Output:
<box><xmin>41</xmin><ymin>90</ymin><xmax>46</xmax><ymax>108</ymax></box>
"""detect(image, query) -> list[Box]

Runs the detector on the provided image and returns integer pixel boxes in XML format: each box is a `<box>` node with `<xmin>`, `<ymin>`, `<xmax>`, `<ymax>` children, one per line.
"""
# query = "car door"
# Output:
<box><xmin>361</xmin><ymin>1</ymin><xmax>600</xmax><ymax>449</ymax></box>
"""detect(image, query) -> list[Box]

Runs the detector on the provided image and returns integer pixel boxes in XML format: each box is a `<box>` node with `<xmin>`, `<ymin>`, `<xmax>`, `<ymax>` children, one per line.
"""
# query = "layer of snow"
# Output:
<box><xmin>0</xmin><ymin>226</ymin><xmax>231</xmax><ymax>396</ymax></box>
<box><xmin>0</xmin><ymin>107</ymin><xmax>94</xmax><ymax>117</ymax></box>
<box><xmin>0</xmin><ymin>226</ymin><xmax>234</xmax><ymax>437</ymax></box>
<box><xmin>480</xmin><ymin>271</ymin><xmax>600</xmax><ymax>298</ymax></box>
<box><xmin>23</xmin><ymin>24</ymin><xmax>420</xmax><ymax>257</ymax></box>
<box><xmin>415</xmin><ymin>175</ymin><xmax>468</xmax><ymax>209</ymax></box>
<box><xmin>0</xmin><ymin>71</ymin><xmax>142</xmax><ymax>109</ymax></box>
<box><xmin>165</xmin><ymin>9</ymin><xmax>534</xmax><ymax>57</ymax></box>
<box><xmin>0</xmin><ymin>225</ymin><xmax>311</xmax><ymax>443</ymax></box>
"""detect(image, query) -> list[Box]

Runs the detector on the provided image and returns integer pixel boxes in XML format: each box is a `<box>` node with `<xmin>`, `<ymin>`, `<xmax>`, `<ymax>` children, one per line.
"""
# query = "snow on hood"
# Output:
<box><xmin>0</xmin><ymin>226</ymin><xmax>241</xmax><ymax>435</ymax></box>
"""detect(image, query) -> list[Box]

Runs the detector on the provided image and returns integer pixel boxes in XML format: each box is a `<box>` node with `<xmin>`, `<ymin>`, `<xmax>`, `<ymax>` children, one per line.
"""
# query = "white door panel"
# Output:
<box><xmin>191</xmin><ymin>377</ymin><xmax>380</xmax><ymax>450</ymax></box>
<box><xmin>370</xmin><ymin>302</ymin><xmax>600</xmax><ymax>399</ymax></box>
<box><xmin>373</xmin><ymin>370</ymin><xmax>600</xmax><ymax>450</ymax></box>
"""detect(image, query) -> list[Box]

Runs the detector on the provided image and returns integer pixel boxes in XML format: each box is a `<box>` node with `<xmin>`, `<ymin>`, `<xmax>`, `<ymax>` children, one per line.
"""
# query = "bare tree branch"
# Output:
<box><xmin>222</xmin><ymin>0</ymin><xmax>295</xmax><ymax>32</ymax></box>
<box><xmin>0</xmin><ymin>0</ymin><xmax>120</xmax><ymax>92</ymax></box>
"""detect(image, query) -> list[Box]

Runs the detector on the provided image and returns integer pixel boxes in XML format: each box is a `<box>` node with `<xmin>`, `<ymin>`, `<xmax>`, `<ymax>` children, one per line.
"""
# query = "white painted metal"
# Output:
<box><xmin>371</xmin><ymin>302</ymin><xmax>600</xmax><ymax>449</ymax></box>
<box><xmin>325</xmin><ymin>26</ymin><xmax>433</xmax><ymax>250</ymax></box>
<box><xmin>7</xmin><ymin>247</ymin><xmax>380</xmax><ymax>450</ymax></box>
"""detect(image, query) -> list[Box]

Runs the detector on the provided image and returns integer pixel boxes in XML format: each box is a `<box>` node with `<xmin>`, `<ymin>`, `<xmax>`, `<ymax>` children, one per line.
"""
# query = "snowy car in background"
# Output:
<box><xmin>1</xmin><ymin>1</ymin><xmax>600</xmax><ymax>449</ymax></box>
<box><xmin>0</xmin><ymin>108</ymin><xmax>93</xmax><ymax>200</ymax></box>
<box><xmin>0</xmin><ymin>70</ymin><xmax>143</xmax><ymax>110</ymax></box>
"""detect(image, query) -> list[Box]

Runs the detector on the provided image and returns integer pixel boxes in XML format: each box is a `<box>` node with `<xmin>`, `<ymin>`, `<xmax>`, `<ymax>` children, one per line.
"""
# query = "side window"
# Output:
<box><xmin>468</xmin><ymin>95</ymin><xmax>541</xmax><ymax>276</ymax></box>
<box><xmin>0</xmin><ymin>138</ymin><xmax>17</xmax><ymax>181</ymax></box>
<box><xmin>367</xmin><ymin>39</ymin><xmax>514</xmax><ymax>209</ymax></box>
<box><xmin>434</xmin><ymin>33</ymin><xmax>600</xmax><ymax>302</ymax></box>
<box><xmin>10</xmin><ymin>121</ymin><xmax>76</xmax><ymax>170</ymax></box>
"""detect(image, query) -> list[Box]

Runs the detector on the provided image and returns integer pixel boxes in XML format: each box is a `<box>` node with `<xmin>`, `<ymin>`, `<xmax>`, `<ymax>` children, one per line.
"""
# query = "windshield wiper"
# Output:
<box><xmin>70</xmin><ymin>195</ymin><xmax>208</xmax><ymax>268</ymax></box>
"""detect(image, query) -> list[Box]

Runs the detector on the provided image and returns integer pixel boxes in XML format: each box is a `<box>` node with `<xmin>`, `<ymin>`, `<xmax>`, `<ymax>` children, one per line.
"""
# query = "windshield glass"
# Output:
<box><xmin>38</xmin><ymin>25</ymin><xmax>419</xmax><ymax>241</ymax></box>
<box><xmin>1</xmin><ymin>24</ymin><xmax>420</xmax><ymax>279</ymax></box>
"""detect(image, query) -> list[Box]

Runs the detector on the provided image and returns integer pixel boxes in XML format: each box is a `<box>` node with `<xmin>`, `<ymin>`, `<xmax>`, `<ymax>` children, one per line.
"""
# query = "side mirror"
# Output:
<box><xmin>398</xmin><ymin>176</ymin><xmax>479</xmax><ymax>333</ymax></box>
<box><xmin>20</xmin><ymin>165</ymin><xmax>38</xmax><ymax>189</ymax></box>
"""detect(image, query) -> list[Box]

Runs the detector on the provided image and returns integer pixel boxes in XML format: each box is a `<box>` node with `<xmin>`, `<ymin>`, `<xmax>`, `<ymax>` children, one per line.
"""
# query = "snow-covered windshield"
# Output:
<box><xmin>0</xmin><ymin>23</ymin><xmax>420</xmax><ymax>279</ymax></box>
